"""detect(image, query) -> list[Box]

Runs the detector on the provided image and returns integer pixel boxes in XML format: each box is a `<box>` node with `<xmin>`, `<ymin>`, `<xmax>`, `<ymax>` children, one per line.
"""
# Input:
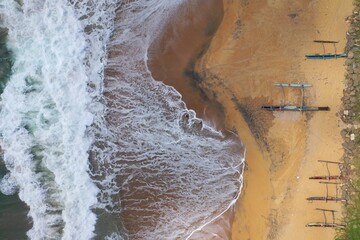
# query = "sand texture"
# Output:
<box><xmin>195</xmin><ymin>0</ymin><xmax>354</xmax><ymax>239</ymax></box>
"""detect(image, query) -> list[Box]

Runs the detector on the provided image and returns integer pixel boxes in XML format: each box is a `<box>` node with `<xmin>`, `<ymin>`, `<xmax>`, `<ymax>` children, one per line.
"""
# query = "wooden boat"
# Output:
<box><xmin>306</xmin><ymin>196</ymin><xmax>346</xmax><ymax>202</ymax></box>
<box><xmin>313</xmin><ymin>40</ymin><xmax>339</xmax><ymax>44</ymax></box>
<box><xmin>306</xmin><ymin>223</ymin><xmax>345</xmax><ymax>229</ymax></box>
<box><xmin>306</xmin><ymin>208</ymin><xmax>345</xmax><ymax>229</ymax></box>
<box><xmin>305</xmin><ymin>53</ymin><xmax>347</xmax><ymax>59</ymax></box>
<box><xmin>309</xmin><ymin>175</ymin><xmax>346</xmax><ymax>180</ymax></box>
<box><xmin>273</xmin><ymin>83</ymin><xmax>312</xmax><ymax>88</ymax></box>
<box><xmin>261</xmin><ymin>105</ymin><xmax>330</xmax><ymax>111</ymax></box>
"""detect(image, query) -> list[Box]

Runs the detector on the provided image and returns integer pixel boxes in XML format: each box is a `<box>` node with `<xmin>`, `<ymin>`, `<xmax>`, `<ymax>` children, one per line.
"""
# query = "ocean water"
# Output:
<box><xmin>0</xmin><ymin>1</ymin><xmax>244</xmax><ymax>239</ymax></box>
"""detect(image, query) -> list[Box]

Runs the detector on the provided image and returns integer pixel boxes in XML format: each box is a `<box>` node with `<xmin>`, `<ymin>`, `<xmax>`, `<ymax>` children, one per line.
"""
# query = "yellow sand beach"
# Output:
<box><xmin>194</xmin><ymin>0</ymin><xmax>354</xmax><ymax>239</ymax></box>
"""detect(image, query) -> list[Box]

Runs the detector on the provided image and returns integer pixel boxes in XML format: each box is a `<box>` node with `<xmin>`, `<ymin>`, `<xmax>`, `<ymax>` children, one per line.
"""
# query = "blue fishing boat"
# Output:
<box><xmin>305</xmin><ymin>53</ymin><xmax>347</xmax><ymax>59</ymax></box>
<box><xmin>273</xmin><ymin>83</ymin><xmax>312</xmax><ymax>88</ymax></box>
<box><xmin>263</xmin><ymin>81</ymin><xmax>329</xmax><ymax>112</ymax></box>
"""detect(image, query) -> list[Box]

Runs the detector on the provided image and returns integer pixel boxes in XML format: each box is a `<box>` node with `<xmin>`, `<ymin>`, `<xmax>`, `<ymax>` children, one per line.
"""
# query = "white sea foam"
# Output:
<box><xmin>0</xmin><ymin>1</ymin><xmax>116</xmax><ymax>239</ymax></box>
<box><xmin>0</xmin><ymin>172</ymin><xmax>18</xmax><ymax>195</ymax></box>
<box><xmin>0</xmin><ymin>0</ymin><xmax>245</xmax><ymax>239</ymax></box>
<box><xmin>91</xmin><ymin>0</ymin><xmax>246</xmax><ymax>239</ymax></box>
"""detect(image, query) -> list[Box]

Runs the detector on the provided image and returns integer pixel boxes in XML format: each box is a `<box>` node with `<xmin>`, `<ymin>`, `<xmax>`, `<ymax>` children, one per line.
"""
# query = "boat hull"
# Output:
<box><xmin>273</xmin><ymin>83</ymin><xmax>312</xmax><ymax>88</ymax></box>
<box><xmin>305</xmin><ymin>53</ymin><xmax>347</xmax><ymax>59</ymax></box>
<box><xmin>309</xmin><ymin>176</ymin><xmax>346</xmax><ymax>180</ymax></box>
<box><xmin>261</xmin><ymin>105</ymin><xmax>330</xmax><ymax>111</ymax></box>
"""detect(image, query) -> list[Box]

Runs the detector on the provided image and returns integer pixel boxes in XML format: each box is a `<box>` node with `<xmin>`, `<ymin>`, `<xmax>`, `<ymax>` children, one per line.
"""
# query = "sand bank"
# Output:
<box><xmin>195</xmin><ymin>0</ymin><xmax>354</xmax><ymax>239</ymax></box>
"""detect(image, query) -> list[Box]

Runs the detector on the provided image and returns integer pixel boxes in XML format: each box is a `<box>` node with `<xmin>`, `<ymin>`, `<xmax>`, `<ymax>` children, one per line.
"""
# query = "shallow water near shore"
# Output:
<box><xmin>0</xmin><ymin>161</ymin><xmax>30</xmax><ymax>240</ymax></box>
<box><xmin>148</xmin><ymin>1</ymin><xmax>240</xmax><ymax>238</ymax></box>
<box><xmin>0</xmin><ymin>1</ymin><xmax>244</xmax><ymax>239</ymax></box>
<box><xmin>148</xmin><ymin>0</ymin><xmax>225</xmax><ymax>130</ymax></box>
<box><xmin>0</xmin><ymin>26</ymin><xmax>31</xmax><ymax>240</ymax></box>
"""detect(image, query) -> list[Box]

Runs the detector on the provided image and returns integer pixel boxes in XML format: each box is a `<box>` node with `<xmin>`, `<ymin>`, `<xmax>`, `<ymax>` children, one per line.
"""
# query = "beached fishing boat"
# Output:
<box><xmin>309</xmin><ymin>175</ymin><xmax>346</xmax><ymax>180</ymax></box>
<box><xmin>305</xmin><ymin>223</ymin><xmax>345</xmax><ymax>229</ymax></box>
<box><xmin>306</xmin><ymin>208</ymin><xmax>345</xmax><ymax>229</ymax></box>
<box><xmin>306</xmin><ymin>40</ymin><xmax>346</xmax><ymax>59</ymax></box>
<box><xmin>273</xmin><ymin>83</ymin><xmax>312</xmax><ymax>88</ymax></box>
<box><xmin>305</xmin><ymin>53</ymin><xmax>347</xmax><ymax>59</ymax></box>
<box><xmin>261</xmin><ymin>105</ymin><xmax>330</xmax><ymax>111</ymax></box>
<box><xmin>262</xmin><ymin>83</ymin><xmax>328</xmax><ymax>112</ymax></box>
<box><xmin>306</xmin><ymin>196</ymin><xmax>346</xmax><ymax>202</ymax></box>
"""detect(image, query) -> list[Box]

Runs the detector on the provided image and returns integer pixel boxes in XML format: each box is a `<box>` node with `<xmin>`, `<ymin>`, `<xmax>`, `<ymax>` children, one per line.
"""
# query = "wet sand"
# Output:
<box><xmin>148</xmin><ymin>0</ymin><xmax>353</xmax><ymax>239</ymax></box>
<box><xmin>194</xmin><ymin>0</ymin><xmax>353</xmax><ymax>239</ymax></box>
<box><xmin>147</xmin><ymin>1</ymin><xmax>238</xmax><ymax>238</ymax></box>
<box><xmin>148</xmin><ymin>0</ymin><xmax>225</xmax><ymax>130</ymax></box>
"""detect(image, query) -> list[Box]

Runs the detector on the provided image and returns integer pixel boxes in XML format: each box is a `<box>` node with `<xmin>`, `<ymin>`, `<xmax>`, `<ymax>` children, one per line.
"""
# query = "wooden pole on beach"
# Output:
<box><xmin>319</xmin><ymin>182</ymin><xmax>342</xmax><ymax>203</ymax></box>
<box><xmin>317</xmin><ymin>160</ymin><xmax>343</xmax><ymax>181</ymax></box>
<box><xmin>315</xmin><ymin>208</ymin><xmax>337</xmax><ymax>224</ymax></box>
<box><xmin>313</xmin><ymin>40</ymin><xmax>339</xmax><ymax>59</ymax></box>
<box><xmin>318</xmin><ymin>160</ymin><xmax>342</xmax><ymax>165</ymax></box>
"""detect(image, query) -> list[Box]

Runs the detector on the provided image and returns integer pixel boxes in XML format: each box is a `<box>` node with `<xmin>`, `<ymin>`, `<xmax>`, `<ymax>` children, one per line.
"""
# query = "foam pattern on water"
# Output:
<box><xmin>90</xmin><ymin>0</ymin><xmax>245</xmax><ymax>239</ymax></box>
<box><xmin>0</xmin><ymin>1</ymin><xmax>117</xmax><ymax>239</ymax></box>
<box><xmin>0</xmin><ymin>0</ymin><xmax>244</xmax><ymax>239</ymax></box>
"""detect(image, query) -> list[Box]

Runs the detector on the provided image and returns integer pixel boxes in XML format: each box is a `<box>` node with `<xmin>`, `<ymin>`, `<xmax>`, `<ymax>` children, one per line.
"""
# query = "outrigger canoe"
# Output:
<box><xmin>306</xmin><ymin>223</ymin><xmax>345</xmax><ymax>229</ymax></box>
<box><xmin>273</xmin><ymin>83</ymin><xmax>312</xmax><ymax>88</ymax></box>
<box><xmin>309</xmin><ymin>175</ymin><xmax>347</xmax><ymax>180</ymax></box>
<box><xmin>261</xmin><ymin>105</ymin><xmax>330</xmax><ymax>111</ymax></box>
<box><xmin>306</xmin><ymin>196</ymin><xmax>346</xmax><ymax>202</ymax></box>
<box><xmin>305</xmin><ymin>53</ymin><xmax>347</xmax><ymax>59</ymax></box>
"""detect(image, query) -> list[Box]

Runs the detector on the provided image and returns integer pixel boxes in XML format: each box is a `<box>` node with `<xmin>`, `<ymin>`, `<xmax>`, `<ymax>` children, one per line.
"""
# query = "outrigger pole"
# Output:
<box><xmin>319</xmin><ymin>181</ymin><xmax>342</xmax><ymax>203</ymax></box>
<box><xmin>309</xmin><ymin>160</ymin><xmax>346</xmax><ymax>181</ymax></box>
<box><xmin>314</xmin><ymin>40</ymin><xmax>339</xmax><ymax>55</ymax></box>
<box><xmin>318</xmin><ymin>160</ymin><xmax>342</xmax><ymax>165</ymax></box>
<box><xmin>273</xmin><ymin>83</ymin><xmax>312</xmax><ymax>106</ymax></box>
<box><xmin>306</xmin><ymin>208</ymin><xmax>345</xmax><ymax>229</ymax></box>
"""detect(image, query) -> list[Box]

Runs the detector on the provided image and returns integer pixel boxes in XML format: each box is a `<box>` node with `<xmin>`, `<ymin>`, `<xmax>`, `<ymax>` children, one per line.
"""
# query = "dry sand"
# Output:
<box><xmin>194</xmin><ymin>0</ymin><xmax>354</xmax><ymax>239</ymax></box>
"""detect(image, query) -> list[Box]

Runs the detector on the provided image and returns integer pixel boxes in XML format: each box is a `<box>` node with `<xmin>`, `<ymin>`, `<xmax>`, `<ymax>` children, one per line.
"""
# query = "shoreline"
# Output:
<box><xmin>148</xmin><ymin>0</ymin><xmax>226</xmax><ymax>130</ymax></box>
<box><xmin>147</xmin><ymin>0</ymin><xmax>357</xmax><ymax>238</ymax></box>
<box><xmin>194</xmin><ymin>1</ymin><xmax>354</xmax><ymax>239</ymax></box>
<box><xmin>147</xmin><ymin>1</ymin><xmax>243</xmax><ymax>238</ymax></box>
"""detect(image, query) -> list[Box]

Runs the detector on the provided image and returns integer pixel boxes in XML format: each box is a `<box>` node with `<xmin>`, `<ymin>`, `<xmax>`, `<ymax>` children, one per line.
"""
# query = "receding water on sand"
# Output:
<box><xmin>148</xmin><ymin>0</ymin><xmax>225</xmax><ymax>130</ymax></box>
<box><xmin>0</xmin><ymin>1</ymin><xmax>244</xmax><ymax>239</ymax></box>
